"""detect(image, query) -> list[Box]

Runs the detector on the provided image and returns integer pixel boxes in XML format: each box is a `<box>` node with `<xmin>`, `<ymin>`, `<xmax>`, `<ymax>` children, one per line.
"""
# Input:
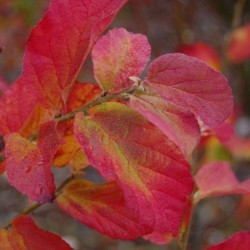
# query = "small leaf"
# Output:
<box><xmin>0</xmin><ymin>216</ymin><xmax>73</xmax><ymax>250</ymax></box>
<box><xmin>69</xmin><ymin>148</ymin><xmax>89</xmax><ymax>171</ymax></box>
<box><xmin>66</xmin><ymin>82</ymin><xmax>102</xmax><ymax>113</ymax></box>
<box><xmin>145</xmin><ymin>53</ymin><xmax>233</xmax><ymax>128</ymax></box>
<box><xmin>227</xmin><ymin>23</ymin><xmax>250</xmax><ymax>63</ymax></box>
<box><xmin>57</xmin><ymin>179</ymin><xmax>152</xmax><ymax>240</ymax></box>
<box><xmin>74</xmin><ymin>102</ymin><xmax>193</xmax><ymax>235</ymax></box>
<box><xmin>53</xmin><ymin>135</ymin><xmax>81</xmax><ymax>167</ymax></box>
<box><xmin>143</xmin><ymin>231</ymin><xmax>172</xmax><ymax>245</ymax></box>
<box><xmin>194</xmin><ymin>161</ymin><xmax>250</xmax><ymax>203</ymax></box>
<box><xmin>5</xmin><ymin>121</ymin><xmax>63</xmax><ymax>203</ymax></box>
<box><xmin>92</xmin><ymin>28</ymin><xmax>151</xmax><ymax>92</ymax></box>
<box><xmin>205</xmin><ymin>231</ymin><xmax>250</xmax><ymax>250</ymax></box>
<box><xmin>129</xmin><ymin>93</ymin><xmax>200</xmax><ymax>158</ymax></box>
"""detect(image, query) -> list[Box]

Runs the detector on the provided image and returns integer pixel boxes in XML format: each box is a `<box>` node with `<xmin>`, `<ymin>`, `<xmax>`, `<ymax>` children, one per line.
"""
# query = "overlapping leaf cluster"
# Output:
<box><xmin>0</xmin><ymin>0</ymin><xmax>240</xmax><ymax>248</ymax></box>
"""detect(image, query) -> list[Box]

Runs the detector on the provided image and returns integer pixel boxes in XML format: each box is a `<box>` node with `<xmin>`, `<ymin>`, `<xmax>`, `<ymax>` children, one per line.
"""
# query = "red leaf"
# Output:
<box><xmin>92</xmin><ymin>28</ymin><xmax>151</xmax><ymax>92</ymax></box>
<box><xmin>176</xmin><ymin>42</ymin><xmax>221</xmax><ymax>71</ymax></box>
<box><xmin>227</xmin><ymin>23</ymin><xmax>250</xmax><ymax>63</ymax></box>
<box><xmin>205</xmin><ymin>231</ymin><xmax>250</xmax><ymax>250</ymax></box>
<box><xmin>37</xmin><ymin>121</ymin><xmax>64</xmax><ymax>174</ymax></box>
<box><xmin>23</xmin><ymin>0</ymin><xmax>128</xmax><ymax>109</ymax></box>
<box><xmin>74</xmin><ymin>102</ymin><xmax>193</xmax><ymax>235</ymax></box>
<box><xmin>144</xmin><ymin>53</ymin><xmax>233</xmax><ymax>128</ymax></box>
<box><xmin>0</xmin><ymin>216</ymin><xmax>73</xmax><ymax>250</ymax></box>
<box><xmin>57</xmin><ymin>179</ymin><xmax>152</xmax><ymax>240</ymax></box>
<box><xmin>5</xmin><ymin>121</ymin><xmax>63</xmax><ymax>203</ymax></box>
<box><xmin>194</xmin><ymin>162</ymin><xmax>250</xmax><ymax>203</ymax></box>
<box><xmin>143</xmin><ymin>196</ymin><xmax>193</xmax><ymax>245</ymax></box>
<box><xmin>129</xmin><ymin>93</ymin><xmax>200</xmax><ymax>158</ymax></box>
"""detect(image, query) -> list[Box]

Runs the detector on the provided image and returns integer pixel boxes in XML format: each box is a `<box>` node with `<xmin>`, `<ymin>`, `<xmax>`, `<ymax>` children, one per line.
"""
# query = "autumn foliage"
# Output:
<box><xmin>0</xmin><ymin>0</ymin><xmax>249</xmax><ymax>249</ymax></box>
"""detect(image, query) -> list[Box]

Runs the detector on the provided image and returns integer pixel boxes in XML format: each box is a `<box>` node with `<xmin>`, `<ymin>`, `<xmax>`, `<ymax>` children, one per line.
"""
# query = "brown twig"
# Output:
<box><xmin>172</xmin><ymin>0</ymin><xmax>193</xmax><ymax>44</ymax></box>
<box><xmin>0</xmin><ymin>83</ymin><xmax>139</xmax><ymax>164</ymax></box>
<box><xmin>3</xmin><ymin>175</ymin><xmax>74</xmax><ymax>229</ymax></box>
<box><xmin>231</xmin><ymin>0</ymin><xmax>246</xmax><ymax>30</ymax></box>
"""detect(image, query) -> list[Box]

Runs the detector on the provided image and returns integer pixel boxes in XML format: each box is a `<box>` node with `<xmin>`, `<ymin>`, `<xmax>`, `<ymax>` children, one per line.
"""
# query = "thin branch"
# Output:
<box><xmin>0</xmin><ymin>153</ymin><xmax>5</xmax><ymax>162</ymax></box>
<box><xmin>221</xmin><ymin>0</ymin><xmax>246</xmax><ymax>72</ymax></box>
<box><xmin>57</xmin><ymin>83</ymin><xmax>139</xmax><ymax>124</ymax></box>
<box><xmin>179</xmin><ymin>194</ymin><xmax>195</xmax><ymax>250</ymax></box>
<box><xmin>3</xmin><ymin>175</ymin><xmax>74</xmax><ymax>229</ymax></box>
<box><xmin>172</xmin><ymin>0</ymin><xmax>193</xmax><ymax>44</ymax></box>
<box><xmin>0</xmin><ymin>83</ymin><xmax>139</xmax><ymax>164</ymax></box>
<box><xmin>231</xmin><ymin>0</ymin><xmax>246</xmax><ymax>30</ymax></box>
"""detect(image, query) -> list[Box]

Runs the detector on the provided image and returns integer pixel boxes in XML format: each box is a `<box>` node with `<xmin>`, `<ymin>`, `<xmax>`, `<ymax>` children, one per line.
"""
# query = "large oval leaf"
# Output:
<box><xmin>23</xmin><ymin>0</ymin><xmax>129</xmax><ymax>109</ymax></box>
<box><xmin>74</xmin><ymin>102</ymin><xmax>193</xmax><ymax>235</ymax></box>
<box><xmin>144</xmin><ymin>53</ymin><xmax>233</xmax><ymax>128</ymax></box>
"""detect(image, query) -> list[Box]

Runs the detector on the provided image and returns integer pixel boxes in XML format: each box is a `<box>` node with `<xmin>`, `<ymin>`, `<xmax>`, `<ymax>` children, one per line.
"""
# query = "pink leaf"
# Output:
<box><xmin>5</xmin><ymin>121</ymin><xmax>63</xmax><ymax>203</ymax></box>
<box><xmin>129</xmin><ymin>93</ymin><xmax>200</xmax><ymax>158</ymax></box>
<box><xmin>205</xmin><ymin>231</ymin><xmax>250</xmax><ymax>250</ymax></box>
<box><xmin>74</xmin><ymin>102</ymin><xmax>193</xmax><ymax>236</ymax></box>
<box><xmin>194</xmin><ymin>162</ymin><xmax>250</xmax><ymax>203</ymax></box>
<box><xmin>144</xmin><ymin>53</ymin><xmax>233</xmax><ymax>128</ymax></box>
<box><xmin>92</xmin><ymin>28</ymin><xmax>151</xmax><ymax>92</ymax></box>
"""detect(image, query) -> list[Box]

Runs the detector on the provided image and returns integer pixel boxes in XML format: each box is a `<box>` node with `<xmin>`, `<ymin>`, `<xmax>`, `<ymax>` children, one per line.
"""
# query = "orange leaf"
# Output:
<box><xmin>227</xmin><ymin>24</ymin><xmax>250</xmax><ymax>63</ymax></box>
<box><xmin>0</xmin><ymin>216</ymin><xmax>73</xmax><ymax>250</ymax></box>
<box><xmin>57</xmin><ymin>179</ymin><xmax>151</xmax><ymax>240</ymax></box>
<box><xmin>53</xmin><ymin>135</ymin><xmax>81</xmax><ymax>168</ymax></box>
<box><xmin>66</xmin><ymin>82</ymin><xmax>101</xmax><ymax>113</ymax></box>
